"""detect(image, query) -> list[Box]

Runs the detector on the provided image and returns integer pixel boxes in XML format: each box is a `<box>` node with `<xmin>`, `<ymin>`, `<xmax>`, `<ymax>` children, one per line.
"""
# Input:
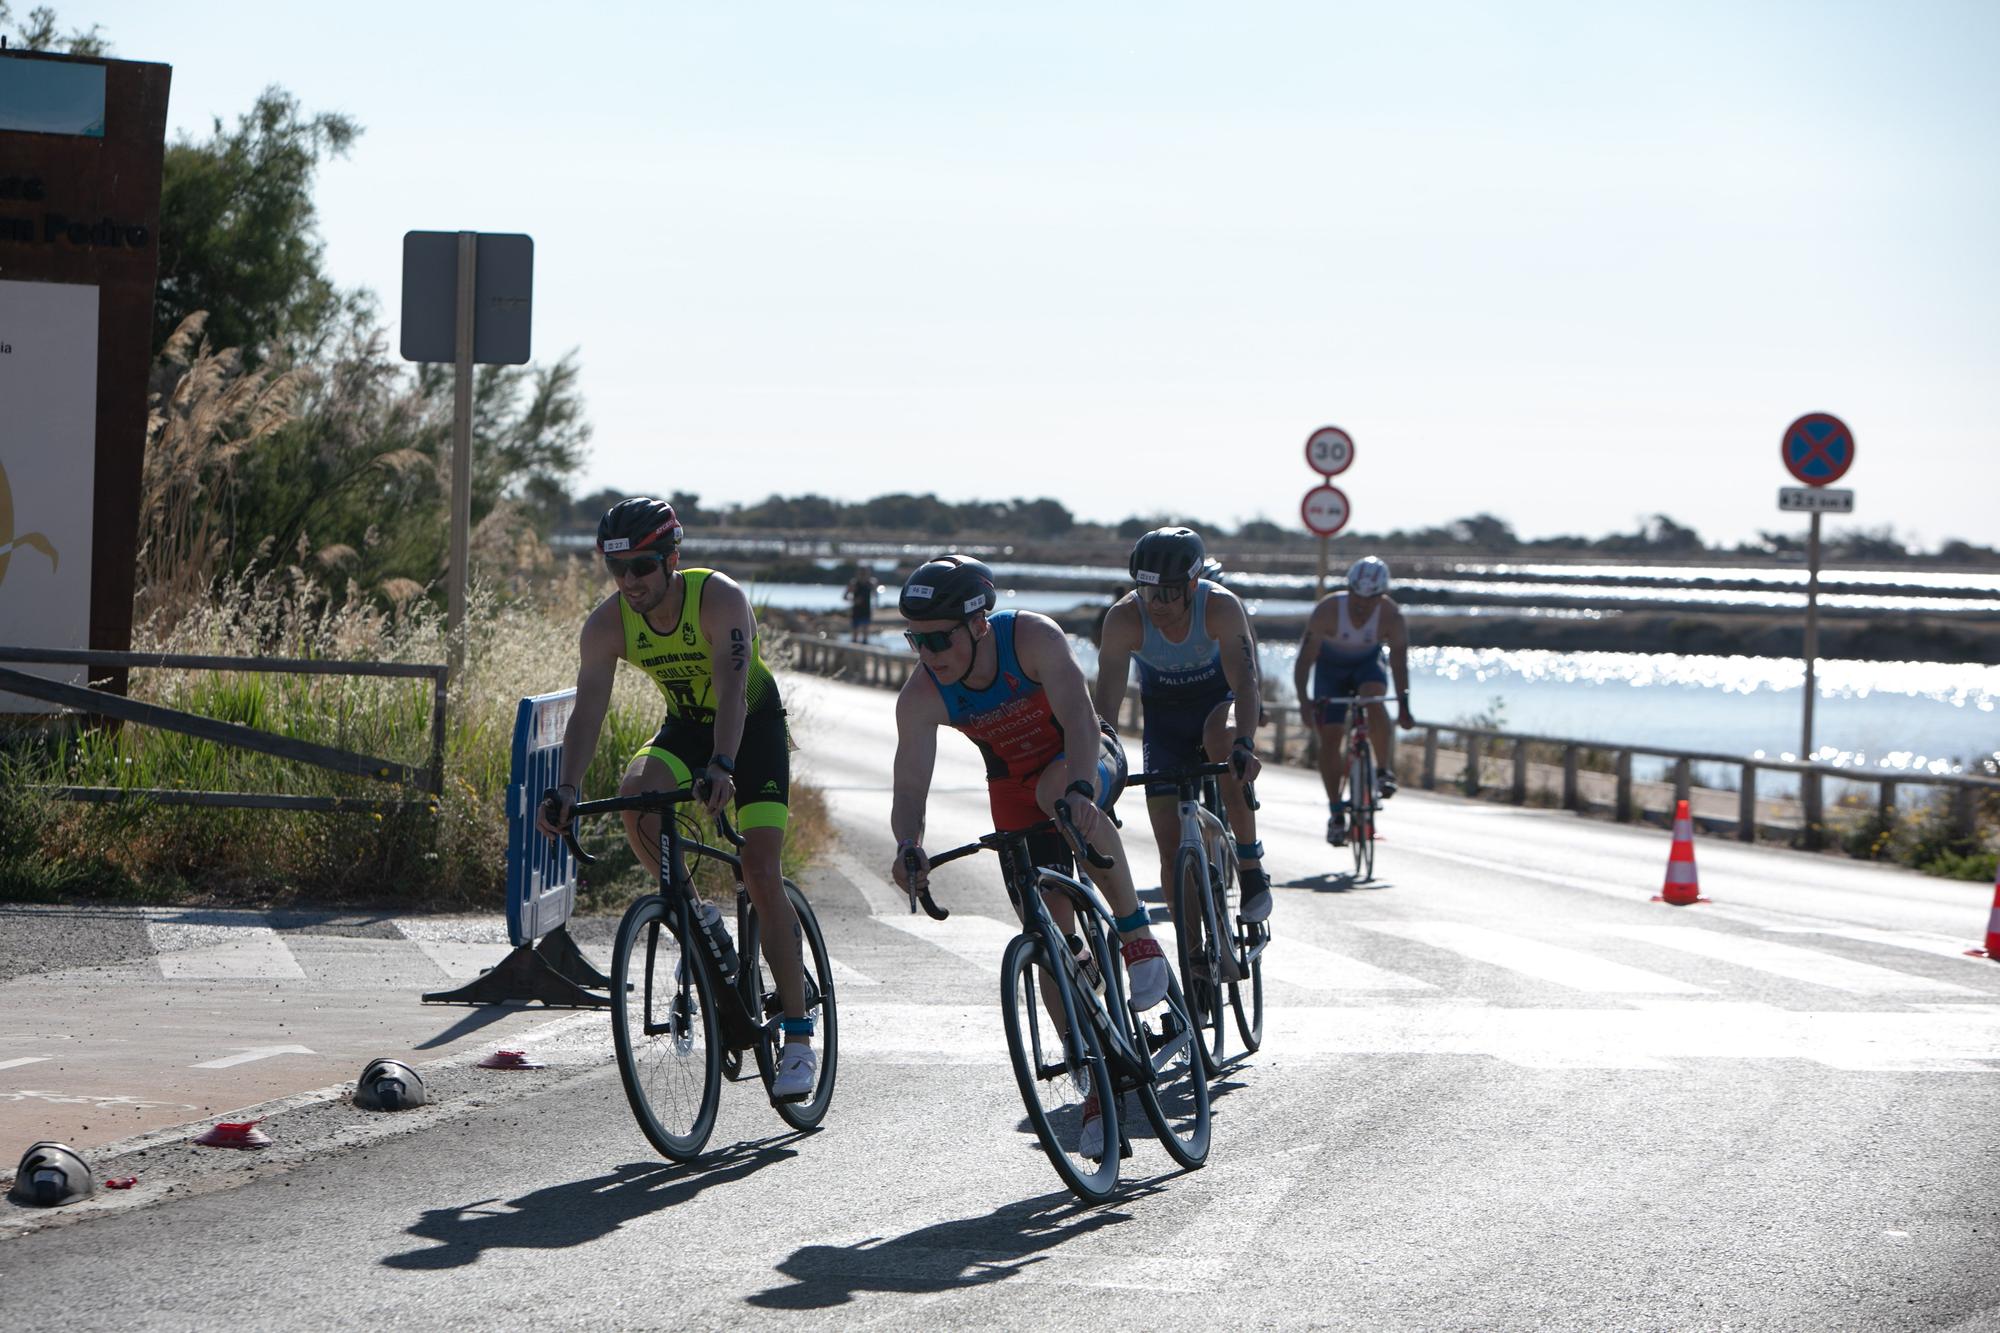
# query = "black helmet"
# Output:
<box><xmin>899</xmin><ymin>554</ymin><xmax>997</xmax><ymax>621</ymax></box>
<box><xmin>596</xmin><ymin>497</ymin><xmax>682</xmax><ymax>557</ymax></box>
<box><xmin>1128</xmin><ymin>527</ymin><xmax>1205</xmax><ymax>588</ymax></box>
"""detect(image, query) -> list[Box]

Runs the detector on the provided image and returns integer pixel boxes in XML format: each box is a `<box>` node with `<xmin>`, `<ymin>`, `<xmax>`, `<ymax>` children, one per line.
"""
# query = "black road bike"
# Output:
<box><xmin>909</xmin><ymin>802</ymin><xmax>1209</xmax><ymax>1203</ymax></box>
<box><xmin>561</xmin><ymin>788</ymin><xmax>838</xmax><ymax>1160</ymax></box>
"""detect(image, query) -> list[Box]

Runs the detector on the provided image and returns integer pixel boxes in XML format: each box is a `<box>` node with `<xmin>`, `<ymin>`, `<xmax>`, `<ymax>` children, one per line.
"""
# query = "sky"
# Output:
<box><xmin>72</xmin><ymin>1</ymin><xmax>2000</xmax><ymax>547</ymax></box>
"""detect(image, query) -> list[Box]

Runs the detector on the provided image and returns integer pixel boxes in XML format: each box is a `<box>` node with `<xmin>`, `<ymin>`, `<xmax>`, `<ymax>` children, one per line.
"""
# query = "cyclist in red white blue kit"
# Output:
<box><xmin>889</xmin><ymin>554</ymin><xmax>1171</xmax><ymax>1014</ymax></box>
<box><xmin>1092</xmin><ymin>526</ymin><xmax>1272</xmax><ymax>923</ymax></box>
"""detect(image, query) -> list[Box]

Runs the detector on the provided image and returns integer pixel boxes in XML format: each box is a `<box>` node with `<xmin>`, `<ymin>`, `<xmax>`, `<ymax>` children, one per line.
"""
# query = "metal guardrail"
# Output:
<box><xmin>0</xmin><ymin>647</ymin><xmax>448</xmax><ymax>813</ymax></box>
<box><xmin>772</xmin><ymin>631</ymin><xmax>1995</xmax><ymax>846</ymax></box>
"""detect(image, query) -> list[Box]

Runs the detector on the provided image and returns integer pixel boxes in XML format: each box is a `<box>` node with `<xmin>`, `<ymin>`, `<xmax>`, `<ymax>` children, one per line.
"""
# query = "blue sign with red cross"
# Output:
<box><xmin>1781</xmin><ymin>412</ymin><xmax>1855</xmax><ymax>487</ymax></box>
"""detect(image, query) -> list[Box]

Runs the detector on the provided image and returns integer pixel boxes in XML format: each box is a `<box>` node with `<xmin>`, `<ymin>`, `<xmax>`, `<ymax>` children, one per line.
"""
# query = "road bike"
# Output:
<box><xmin>1320</xmin><ymin>694</ymin><xmax>1385</xmax><ymax>882</ymax></box>
<box><xmin>560</xmin><ymin>787</ymin><xmax>838</xmax><ymax>1160</ymax></box>
<box><xmin>1125</xmin><ymin>761</ymin><xmax>1265</xmax><ymax>1074</ymax></box>
<box><xmin>909</xmin><ymin>802</ymin><xmax>1208</xmax><ymax>1202</ymax></box>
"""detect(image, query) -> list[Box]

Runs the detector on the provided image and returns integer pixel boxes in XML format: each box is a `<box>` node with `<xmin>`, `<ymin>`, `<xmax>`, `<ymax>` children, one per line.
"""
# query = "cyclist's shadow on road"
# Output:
<box><xmin>748</xmin><ymin>1188</ymin><xmax>1147</xmax><ymax>1310</ymax></box>
<box><xmin>380</xmin><ymin>1135</ymin><xmax>804</xmax><ymax>1270</ymax></box>
<box><xmin>1285</xmin><ymin>872</ymin><xmax>1395</xmax><ymax>894</ymax></box>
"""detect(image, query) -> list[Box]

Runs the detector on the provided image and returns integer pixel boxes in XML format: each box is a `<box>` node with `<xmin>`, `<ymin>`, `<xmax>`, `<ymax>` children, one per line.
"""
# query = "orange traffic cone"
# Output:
<box><xmin>1653</xmin><ymin>799</ymin><xmax>1705</xmax><ymax>906</ymax></box>
<box><xmin>1964</xmin><ymin>862</ymin><xmax>2000</xmax><ymax>960</ymax></box>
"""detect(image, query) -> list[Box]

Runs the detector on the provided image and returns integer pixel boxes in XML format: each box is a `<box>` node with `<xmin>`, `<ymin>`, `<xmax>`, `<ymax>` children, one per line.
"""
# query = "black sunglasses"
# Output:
<box><xmin>604</xmin><ymin>553</ymin><xmax>666</xmax><ymax>578</ymax></box>
<box><xmin>904</xmin><ymin>625</ymin><xmax>965</xmax><ymax>654</ymax></box>
<box><xmin>1139</xmin><ymin>581</ymin><xmax>1187</xmax><ymax>603</ymax></box>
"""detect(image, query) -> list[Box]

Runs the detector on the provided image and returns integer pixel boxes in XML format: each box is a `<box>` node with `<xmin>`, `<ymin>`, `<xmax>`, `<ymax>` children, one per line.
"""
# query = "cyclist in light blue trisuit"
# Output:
<box><xmin>1295</xmin><ymin>555</ymin><xmax>1414</xmax><ymax>846</ymax></box>
<box><xmin>1093</xmin><ymin>527</ymin><xmax>1272</xmax><ymax>923</ymax></box>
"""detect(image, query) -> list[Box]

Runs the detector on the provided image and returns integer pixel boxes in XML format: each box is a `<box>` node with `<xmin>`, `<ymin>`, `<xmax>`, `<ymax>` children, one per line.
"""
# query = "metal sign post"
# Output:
<box><xmin>1780</xmin><ymin>412</ymin><xmax>1856</xmax><ymax>847</ymax></box>
<box><xmin>400</xmin><ymin>230</ymin><xmax>535</xmax><ymax>687</ymax></box>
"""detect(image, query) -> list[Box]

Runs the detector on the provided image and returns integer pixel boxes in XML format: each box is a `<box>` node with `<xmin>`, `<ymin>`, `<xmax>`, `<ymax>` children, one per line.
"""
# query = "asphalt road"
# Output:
<box><xmin>3</xmin><ymin>674</ymin><xmax>1997</xmax><ymax>1330</ymax></box>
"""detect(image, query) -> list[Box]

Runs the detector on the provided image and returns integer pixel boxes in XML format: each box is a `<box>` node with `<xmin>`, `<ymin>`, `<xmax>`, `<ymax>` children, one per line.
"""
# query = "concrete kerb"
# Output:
<box><xmin>0</xmin><ymin>1009</ymin><xmax>608</xmax><ymax>1240</ymax></box>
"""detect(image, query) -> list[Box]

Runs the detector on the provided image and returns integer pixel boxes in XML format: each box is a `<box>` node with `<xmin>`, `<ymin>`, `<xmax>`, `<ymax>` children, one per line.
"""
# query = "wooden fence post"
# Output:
<box><xmin>1561</xmin><ymin>745</ymin><xmax>1579</xmax><ymax>811</ymax></box>
<box><xmin>1672</xmin><ymin>757</ymin><xmax>1691</xmax><ymax>808</ymax></box>
<box><xmin>1738</xmin><ymin>764</ymin><xmax>1757</xmax><ymax>843</ymax></box>
<box><xmin>1510</xmin><ymin>738</ymin><xmax>1528</xmax><ymax>805</ymax></box>
<box><xmin>1614</xmin><ymin>751</ymin><xmax>1633</xmax><ymax>823</ymax></box>
<box><xmin>1422</xmin><ymin>727</ymin><xmax>1438</xmax><ymax>791</ymax></box>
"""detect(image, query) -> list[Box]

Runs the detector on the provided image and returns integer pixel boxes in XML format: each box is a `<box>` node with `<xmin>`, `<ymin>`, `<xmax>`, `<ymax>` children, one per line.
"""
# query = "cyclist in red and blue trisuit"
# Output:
<box><xmin>1295</xmin><ymin>554</ymin><xmax>1415</xmax><ymax>845</ymax></box>
<box><xmin>889</xmin><ymin>554</ymin><xmax>1170</xmax><ymax>1018</ymax></box>
<box><xmin>1092</xmin><ymin>527</ymin><xmax>1271</xmax><ymax>923</ymax></box>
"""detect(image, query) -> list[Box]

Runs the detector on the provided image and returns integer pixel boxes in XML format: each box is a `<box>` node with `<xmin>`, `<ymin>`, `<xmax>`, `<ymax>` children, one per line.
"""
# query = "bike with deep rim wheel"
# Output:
<box><xmin>1320</xmin><ymin>695</ymin><xmax>1382</xmax><ymax>883</ymax></box>
<box><xmin>558</xmin><ymin>787</ymin><xmax>839</xmax><ymax>1160</ymax></box>
<box><xmin>907</xmin><ymin>801</ymin><xmax>1209</xmax><ymax>1203</ymax></box>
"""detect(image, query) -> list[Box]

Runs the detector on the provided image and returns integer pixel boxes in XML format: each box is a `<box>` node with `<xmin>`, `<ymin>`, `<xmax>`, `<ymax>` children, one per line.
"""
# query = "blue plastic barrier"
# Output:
<box><xmin>506</xmin><ymin>688</ymin><xmax>578</xmax><ymax>946</ymax></box>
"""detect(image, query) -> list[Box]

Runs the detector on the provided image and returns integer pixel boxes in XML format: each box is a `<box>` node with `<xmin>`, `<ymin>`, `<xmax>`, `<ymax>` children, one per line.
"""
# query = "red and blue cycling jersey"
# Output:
<box><xmin>927</xmin><ymin>612</ymin><xmax>1066</xmax><ymax>782</ymax></box>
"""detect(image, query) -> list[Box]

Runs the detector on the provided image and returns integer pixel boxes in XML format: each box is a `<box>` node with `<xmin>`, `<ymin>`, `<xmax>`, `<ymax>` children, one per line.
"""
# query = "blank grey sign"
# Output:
<box><xmin>400</xmin><ymin>231</ymin><xmax>534</xmax><ymax>364</ymax></box>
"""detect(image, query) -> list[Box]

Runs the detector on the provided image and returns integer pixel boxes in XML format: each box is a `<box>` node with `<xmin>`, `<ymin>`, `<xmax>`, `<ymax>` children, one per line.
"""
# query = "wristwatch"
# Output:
<box><xmin>707</xmin><ymin>755</ymin><xmax>735</xmax><ymax>776</ymax></box>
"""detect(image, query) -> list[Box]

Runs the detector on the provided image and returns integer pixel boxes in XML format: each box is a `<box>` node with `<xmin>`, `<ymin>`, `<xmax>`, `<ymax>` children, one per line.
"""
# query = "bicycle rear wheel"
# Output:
<box><xmin>1000</xmin><ymin>933</ymin><xmax>1121</xmax><ymax>1203</ymax></box>
<box><xmin>745</xmin><ymin>878</ymin><xmax>840</xmax><ymax>1130</ymax></box>
<box><xmin>1350</xmin><ymin>746</ymin><xmax>1376</xmax><ymax>882</ymax></box>
<box><xmin>611</xmin><ymin>895</ymin><xmax>722</xmax><ymax>1161</ymax></box>
<box><xmin>1172</xmin><ymin>846</ymin><xmax>1228</xmax><ymax>1076</ymax></box>
<box><xmin>1129</xmin><ymin>957</ymin><xmax>1211</xmax><ymax>1170</ymax></box>
<box><xmin>1229</xmin><ymin>919</ymin><xmax>1266</xmax><ymax>1052</ymax></box>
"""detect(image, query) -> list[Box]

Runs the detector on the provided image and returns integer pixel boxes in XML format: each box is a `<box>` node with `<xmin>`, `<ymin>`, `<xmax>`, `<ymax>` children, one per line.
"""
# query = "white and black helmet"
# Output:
<box><xmin>1346</xmin><ymin>555</ymin><xmax>1391</xmax><ymax>597</ymax></box>
<box><xmin>899</xmin><ymin>554</ymin><xmax>997</xmax><ymax>621</ymax></box>
<box><xmin>1128</xmin><ymin>527</ymin><xmax>1206</xmax><ymax>588</ymax></box>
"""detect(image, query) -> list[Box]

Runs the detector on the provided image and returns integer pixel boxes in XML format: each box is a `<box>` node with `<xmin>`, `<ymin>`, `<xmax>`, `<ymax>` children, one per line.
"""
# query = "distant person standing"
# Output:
<box><xmin>1295</xmin><ymin>555</ymin><xmax>1414</xmax><ymax>845</ymax></box>
<box><xmin>846</xmin><ymin>566</ymin><xmax>880</xmax><ymax>643</ymax></box>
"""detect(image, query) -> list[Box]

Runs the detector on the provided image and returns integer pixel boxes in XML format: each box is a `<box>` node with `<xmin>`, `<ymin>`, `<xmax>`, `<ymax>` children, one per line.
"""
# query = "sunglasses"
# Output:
<box><xmin>604</xmin><ymin>553</ymin><xmax>666</xmax><ymax>578</ymax></box>
<box><xmin>1139</xmin><ymin>582</ymin><xmax>1188</xmax><ymax>603</ymax></box>
<box><xmin>904</xmin><ymin>625</ymin><xmax>965</xmax><ymax>654</ymax></box>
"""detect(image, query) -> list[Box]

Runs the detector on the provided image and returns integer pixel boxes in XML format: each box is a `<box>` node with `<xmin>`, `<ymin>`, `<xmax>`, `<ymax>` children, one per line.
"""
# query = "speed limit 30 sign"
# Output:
<box><xmin>1305</xmin><ymin>425</ymin><xmax>1355</xmax><ymax>477</ymax></box>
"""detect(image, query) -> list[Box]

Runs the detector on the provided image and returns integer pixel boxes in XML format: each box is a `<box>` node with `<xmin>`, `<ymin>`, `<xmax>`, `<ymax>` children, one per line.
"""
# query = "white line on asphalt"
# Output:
<box><xmin>1359</xmin><ymin>922</ymin><xmax>1710</xmax><ymax>993</ymax></box>
<box><xmin>191</xmin><ymin>1045</ymin><xmax>317</xmax><ymax>1069</ymax></box>
<box><xmin>875</xmin><ymin>914</ymin><xmax>1019</xmax><ymax>975</ymax></box>
<box><xmin>0</xmin><ymin>1056</ymin><xmax>51</xmax><ymax>1070</ymax></box>
<box><xmin>1759</xmin><ymin>924</ymin><xmax>2000</xmax><ymax>970</ymax></box>
<box><xmin>826</xmin><ymin>848</ymin><xmax>908</xmax><ymax>917</ymax></box>
<box><xmin>151</xmin><ymin>925</ymin><xmax>307</xmax><ymax>981</ymax></box>
<box><xmin>829</xmin><ymin>959</ymin><xmax>880</xmax><ymax>988</ymax></box>
<box><xmin>1151</xmin><ymin>920</ymin><xmax>1432</xmax><ymax>991</ymax></box>
<box><xmin>1595</xmin><ymin>925</ymin><xmax>1984</xmax><ymax>995</ymax></box>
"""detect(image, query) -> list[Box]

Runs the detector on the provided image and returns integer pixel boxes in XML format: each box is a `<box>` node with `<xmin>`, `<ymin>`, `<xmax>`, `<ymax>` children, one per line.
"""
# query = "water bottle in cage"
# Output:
<box><xmin>1066</xmin><ymin>933</ymin><xmax>1102</xmax><ymax>992</ymax></box>
<box><xmin>693</xmin><ymin>899</ymin><xmax>739</xmax><ymax>983</ymax></box>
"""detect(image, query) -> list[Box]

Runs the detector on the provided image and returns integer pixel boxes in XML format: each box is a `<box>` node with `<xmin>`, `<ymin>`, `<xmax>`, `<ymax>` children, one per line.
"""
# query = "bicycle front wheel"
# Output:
<box><xmin>1350</xmin><ymin>746</ymin><xmax>1376</xmax><ymax>882</ymax></box>
<box><xmin>611</xmin><ymin>895</ymin><xmax>722</xmax><ymax>1161</ymax></box>
<box><xmin>746</xmin><ymin>878</ymin><xmax>840</xmax><ymax>1130</ymax></box>
<box><xmin>1000</xmin><ymin>933</ymin><xmax>1120</xmax><ymax>1203</ymax></box>
<box><xmin>1172</xmin><ymin>845</ymin><xmax>1228</xmax><ymax>1076</ymax></box>
<box><xmin>1131</xmin><ymin>967</ymin><xmax>1211</xmax><ymax>1170</ymax></box>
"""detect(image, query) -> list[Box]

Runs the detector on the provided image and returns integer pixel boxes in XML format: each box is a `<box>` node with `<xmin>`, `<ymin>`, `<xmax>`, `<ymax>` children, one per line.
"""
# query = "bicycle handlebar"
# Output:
<box><xmin>900</xmin><ymin>846</ymin><xmax>950</xmax><ymax>921</ymax></box>
<box><xmin>553</xmin><ymin>784</ymin><xmax>744</xmax><ymax>865</ymax></box>
<box><xmin>912</xmin><ymin>797</ymin><xmax>1115</xmax><ymax>912</ymax></box>
<box><xmin>1126</xmin><ymin>759</ymin><xmax>1261</xmax><ymax>812</ymax></box>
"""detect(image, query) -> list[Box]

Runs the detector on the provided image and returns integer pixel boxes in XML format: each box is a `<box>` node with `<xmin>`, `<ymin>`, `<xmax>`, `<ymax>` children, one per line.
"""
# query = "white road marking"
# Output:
<box><xmin>829</xmin><ymin>959</ymin><xmax>880</xmax><ymax>988</ymax></box>
<box><xmin>875</xmin><ymin>914</ymin><xmax>1019</xmax><ymax>975</ymax></box>
<box><xmin>1261</xmin><ymin>934</ymin><xmax>1437</xmax><ymax>991</ymax></box>
<box><xmin>1596</xmin><ymin>925</ymin><xmax>1983</xmax><ymax>995</ymax></box>
<box><xmin>826</xmin><ymin>848</ymin><xmax>911</xmax><ymax>917</ymax></box>
<box><xmin>151</xmin><ymin>925</ymin><xmax>307</xmax><ymax>981</ymax></box>
<box><xmin>1359</xmin><ymin>922</ymin><xmax>1709</xmax><ymax>994</ymax></box>
<box><xmin>831</xmin><ymin>998</ymin><xmax>2000</xmax><ymax>1071</ymax></box>
<box><xmin>192</xmin><ymin>1044</ymin><xmax>317</xmax><ymax>1069</ymax></box>
<box><xmin>1760</xmin><ymin>924</ymin><xmax>2000</xmax><ymax>970</ymax></box>
<box><xmin>0</xmin><ymin>1056</ymin><xmax>51</xmax><ymax>1070</ymax></box>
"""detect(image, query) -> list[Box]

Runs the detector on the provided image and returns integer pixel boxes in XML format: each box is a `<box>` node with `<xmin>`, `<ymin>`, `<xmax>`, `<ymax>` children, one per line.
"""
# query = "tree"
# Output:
<box><xmin>1</xmin><ymin>3</ymin><xmax>108</xmax><ymax>53</ymax></box>
<box><xmin>154</xmin><ymin>87</ymin><xmax>360</xmax><ymax>361</ymax></box>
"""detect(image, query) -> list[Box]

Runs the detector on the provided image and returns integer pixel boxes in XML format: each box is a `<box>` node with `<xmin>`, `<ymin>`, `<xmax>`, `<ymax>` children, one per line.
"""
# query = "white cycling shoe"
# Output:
<box><xmin>1121</xmin><ymin>937</ymin><xmax>1169</xmax><ymax>1010</ymax></box>
<box><xmin>771</xmin><ymin>1042</ymin><xmax>816</xmax><ymax>1103</ymax></box>
<box><xmin>1078</xmin><ymin>1094</ymin><xmax>1105</xmax><ymax>1158</ymax></box>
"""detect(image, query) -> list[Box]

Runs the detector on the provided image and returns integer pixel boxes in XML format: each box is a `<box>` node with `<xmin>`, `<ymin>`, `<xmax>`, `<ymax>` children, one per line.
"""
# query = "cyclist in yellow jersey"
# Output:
<box><xmin>537</xmin><ymin>498</ymin><xmax>815</xmax><ymax>1101</ymax></box>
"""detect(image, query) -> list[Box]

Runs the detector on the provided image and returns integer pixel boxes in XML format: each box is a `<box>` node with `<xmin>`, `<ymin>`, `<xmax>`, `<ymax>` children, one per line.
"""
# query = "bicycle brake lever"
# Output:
<box><xmin>900</xmin><ymin>847</ymin><xmax>949</xmax><ymax>920</ymax></box>
<box><xmin>1055</xmin><ymin>801</ymin><xmax>1115</xmax><ymax>870</ymax></box>
<box><xmin>560</xmin><ymin>827</ymin><xmax>596</xmax><ymax>865</ymax></box>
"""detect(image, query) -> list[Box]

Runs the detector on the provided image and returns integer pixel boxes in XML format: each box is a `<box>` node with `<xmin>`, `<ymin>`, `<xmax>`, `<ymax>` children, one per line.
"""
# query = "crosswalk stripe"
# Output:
<box><xmin>829</xmin><ymin>959</ymin><xmax>880</xmax><ymax>988</ymax></box>
<box><xmin>1154</xmin><ymin>921</ymin><xmax>1433</xmax><ymax>992</ymax></box>
<box><xmin>1596</xmin><ymin>926</ymin><xmax>1983</xmax><ymax>995</ymax></box>
<box><xmin>150</xmin><ymin>924</ymin><xmax>307</xmax><ymax>981</ymax></box>
<box><xmin>1358</xmin><ymin>922</ymin><xmax>1709</xmax><ymax>994</ymax></box>
<box><xmin>875</xmin><ymin>913</ymin><xmax>1020</xmax><ymax>975</ymax></box>
<box><xmin>1760</xmin><ymin>924</ymin><xmax>2000</xmax><ymax>970</ymax></box>
<box><xmin>0</xmin><ymin>1056</ymin><xmax>51</xmax><ymax>1071</ymax></box>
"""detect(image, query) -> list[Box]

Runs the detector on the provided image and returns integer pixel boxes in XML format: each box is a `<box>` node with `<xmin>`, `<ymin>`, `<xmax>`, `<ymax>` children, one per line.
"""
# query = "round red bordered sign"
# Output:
<box><xmin>1301</xmin><ymin>484</ymin><xmax>1350</xmax><ymax>537</ymax></box>
<box><xmin>1781</xmin><ymin>412</ymin><xmax>1855</xmax><ymax>487</ymax></box>
<box><xmin>1304</xmin><ymin>425</ymin><xmax>1355</xmax><ymax>477</ymax></box>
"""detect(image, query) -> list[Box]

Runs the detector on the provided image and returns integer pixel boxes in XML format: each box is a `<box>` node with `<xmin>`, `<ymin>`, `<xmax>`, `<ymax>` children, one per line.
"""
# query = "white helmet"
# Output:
<box><xmin>1346</xmin><ymin>555</ymin><xmax>1391</xmax><ymax>597</ymax></box>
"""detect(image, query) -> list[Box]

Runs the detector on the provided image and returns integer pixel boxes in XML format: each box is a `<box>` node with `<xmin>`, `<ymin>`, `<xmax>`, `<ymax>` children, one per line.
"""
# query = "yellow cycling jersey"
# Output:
<box><xmin>620</xmin><ymin>568</ymin><xmax>781</xmax><ymax>723</ymax></box>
